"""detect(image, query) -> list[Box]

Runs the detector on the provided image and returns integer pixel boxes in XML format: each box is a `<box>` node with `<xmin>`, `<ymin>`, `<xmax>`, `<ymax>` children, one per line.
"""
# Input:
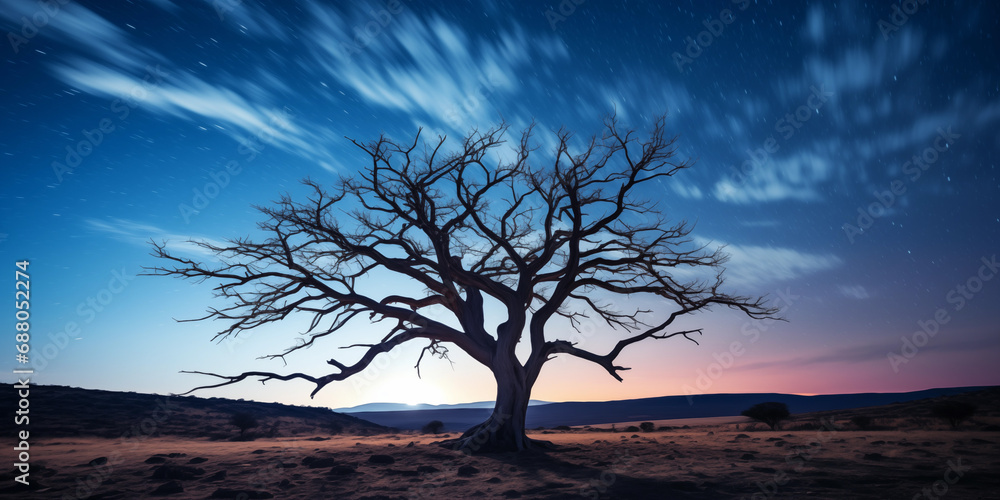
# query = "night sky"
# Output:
<box><xmin>2</xmin><ymin>0</ymin><xmax>998</xmax><ymax>409</ymax></box>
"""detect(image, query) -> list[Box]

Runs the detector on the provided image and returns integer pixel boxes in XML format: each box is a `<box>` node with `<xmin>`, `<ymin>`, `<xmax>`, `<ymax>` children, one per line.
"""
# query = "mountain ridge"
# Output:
<box><xmin>348</xmin><ymin>385</ymin><xmax>995</xmax><ymax>430</ymax></box>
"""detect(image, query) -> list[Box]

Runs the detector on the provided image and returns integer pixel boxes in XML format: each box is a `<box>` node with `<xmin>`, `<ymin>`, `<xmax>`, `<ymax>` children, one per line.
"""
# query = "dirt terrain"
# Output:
<box><xmin>3</xmin><ymin>387</ymin><xmax>999</xmax><ymax>499</ymax></box>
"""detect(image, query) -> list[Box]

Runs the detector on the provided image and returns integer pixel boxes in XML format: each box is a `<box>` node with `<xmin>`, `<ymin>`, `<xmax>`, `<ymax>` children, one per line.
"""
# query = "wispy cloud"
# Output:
<box><xmin>733</xmin><ymin>336</ymin><xmax>1000</xmax><ymax>372</ymax></box>
<box><xmin>837</xmin><ymin>284</ymin><xmax>870</xmax><ymax>300</ymax></box>
<box><xmin>305</xmin><ymin>4</ymin><xmax>568</xmax><ymax>132</ymax></box>
<box><xmin>668</xmin><ymin>237</ymin><xmax>842</xmax><ymax>291</ymax></box>
<box><xmin>712</xmin><ymin>150</ymin><xmax>833</xmax><ymax>203</ymax></box>
<box><xmin>720</xmin><ymin>240</ymin><xmax>842</xmax><ymax>289</ymax></box>
<box><xmin>83</xmin><ymin>218</ymin><xmax>227</xmax><ymax>258</ymax></box>
<box><xmin>198</xmin><ymin>0</ymin><xmax>290</xmax><ymax>41</ymax></box>
<box><xmin>0</xmin><ymin>0</ymin><xmax>157</xmax><ymax>65</ymax></box>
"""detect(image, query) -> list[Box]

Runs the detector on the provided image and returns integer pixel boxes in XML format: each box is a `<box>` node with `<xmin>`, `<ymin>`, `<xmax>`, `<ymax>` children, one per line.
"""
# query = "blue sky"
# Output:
<box><xmin>1</xmin><ymin>0</ymin><xmax>998</xmax><ymax>408</ymax></box>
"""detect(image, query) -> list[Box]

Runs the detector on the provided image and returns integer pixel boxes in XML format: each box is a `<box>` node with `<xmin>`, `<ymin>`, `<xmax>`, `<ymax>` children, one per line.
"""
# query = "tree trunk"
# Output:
<box><xmin>446</xmin><ymin>351</ymin><xmax>539</xmax><ymax>454</ymax></box>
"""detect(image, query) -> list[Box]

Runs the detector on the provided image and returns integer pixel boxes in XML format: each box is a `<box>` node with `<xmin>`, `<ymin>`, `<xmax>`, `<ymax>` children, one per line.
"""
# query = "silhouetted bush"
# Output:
<box><xmin>422</xmin><ymin>420</ymin><xmax>444</xmax><ymax>434</ymax></box>
<box><xmin>930</xmin><ymin>401</ymin><xmax>977</xmax><ymax>428</ymax></box>
<box><xmin>640</xmin><ymin>422</ymin><xmax>655</xmax><ymax>432</ymax></box>
<box><xmin>264</xmin><ymin>420</ymin><xmax>281</xmax><ymax>438</ymax></box>
<box><xmin>789</xmin><ymin>421</ymin><xmax>818</xmax><ymax>431</ymax></box>
<box><xmin>554</xmin><ymin>425</ymin><xmax>571</xmax><ymax>431</ymax></box>
<box><xmin>850</xmin><ymin>416</ymin><xmax>873</xmax><ymax>430</ymax></box>
<box><xmin>624</xmin><ymin>425</ymin><xmax>641</xmax><ymax>433</ymax></box>
<box><xmin>741</xmin><ymin>402</ymin><xmax>790</xmax><ymax>430</ymax></box>
<box><xmin>229</xmin><ymin>412</ymin><xmax>259</xmax><ymax>439</ymax></box>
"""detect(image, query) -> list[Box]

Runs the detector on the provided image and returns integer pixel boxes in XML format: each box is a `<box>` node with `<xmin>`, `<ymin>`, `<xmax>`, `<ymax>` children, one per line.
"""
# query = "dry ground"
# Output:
<box><xmin>7</xmin><ymin>420</ymin><xmax>999</xmax><ymax>499</ymax></box>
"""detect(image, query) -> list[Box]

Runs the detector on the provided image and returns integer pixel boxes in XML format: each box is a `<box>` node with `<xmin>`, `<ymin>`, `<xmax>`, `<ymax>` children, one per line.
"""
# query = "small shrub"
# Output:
<box><xmin>229</xmin><ymin>412</ymin><xmax>259</xmax><ymax>439</ymax></box>
<box><xmin>624</xmin><ymin>425</ymin><xmax>641</xmax><ymax>433</ymax></box>
<box><xmin>930</xmin><ymin>401</ymin><xmax>977</xmax><ymax>428</ymax></box>
<box><xmin>639</xmin><ymin>422</ymin><xmax>656</xmax><ymax>433</ymax></box>
<box><xmin>741</xmin><ymin>402</ymin><xmax>790</xmax><ymax>431</ymax></box>
<box><xmin>850</xmin><ymin>415</ymin><xmax>873</xmax><ymax>430</ymax></box>
<box><xmin>554</xmin><ymin>425</ymin><xmax>571</xmax><ymax>431</ymax></box>
<box><xmin>422</xmin><ymin>420</ymin><xmax>444</xmax><ymax>434</ymax></box>
<box><xmin>327</xmin><ymin>421</ymin><xmax>344</xmax><ymax>435</ymax></box>
<box><xmin>264</xmin><ymin>420</ymin><xmax>281</xmax><ymax>438</ymax></box>
<box><xmin>789</xmin><ymin>421</ymin><xmax>817</xmax><ymax>431</ymax></box>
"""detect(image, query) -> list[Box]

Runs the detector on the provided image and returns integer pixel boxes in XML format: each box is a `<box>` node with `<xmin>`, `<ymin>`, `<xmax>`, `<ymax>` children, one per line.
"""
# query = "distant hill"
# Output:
<box><xmin>349</xmin><ymin>386</ymin><xmax>996</xmax><ymax>431</ymax></box>
<box><xmin>335</xmin><ymin>399</ymin><xmax>552</xmax><ymax>413</ymax></box>
<box><xmin>1</xmin><ymin>385</ymin><xmax>386</xmax><ymax>440</ymax></box>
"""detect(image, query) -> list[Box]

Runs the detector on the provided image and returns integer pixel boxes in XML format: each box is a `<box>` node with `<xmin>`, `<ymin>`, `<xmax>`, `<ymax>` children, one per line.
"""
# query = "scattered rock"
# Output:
<box><xmin>151</xmin><ymin>480</ymin><xmax>183</xmax><ymax>496</ymax></box>
<box><xmin>145</xmin><ymin>456</ymin><xmax>167</xmax><ymax>464</ymax></box>
<box><xmin>752</xmin><ymin>467</ymin><xmax>777</xmax><ymax>473</ymax></box>
<box><xmin>457</xmin><ymin>465</ymin><xmax>480</xmax><ymax>477</ymax></box>
<box><xmin>668</xmin><ymin>480</ymin><xmax>700</xmax><ymax>491</ymax></box>
<box><xmin>486</xmin><ymin>477</ymin><xmax>502</xmax><ymax>483</ymax></box>
<box><xmin>303</xmin><ymin>457</ymin><xmax>337</xmax><ymax>468</ymax></box>
<box><xmin>188</xmin><ymin>457</ymin><xmax>208</xmax><ymax>464</ymax></box>
<box><xmin>740</xmin><ymin>454</ymin><xmax>756</xmax><ymax>460</ymax></box>
<box><xmin>205</xmin><ymin>470</ymin><xmax>227</xmax><ymax>481</ymax></box>
<box><xmin>871</xmin><ymin>441</ymin><xmax>886</xmax><ymax>445</ymax></box>
<box><xmin>502</xmin><ymin>490</ymin><xmax>522</xmax><ymax>498</ymax></box>
<box><xmin>368</xmin><ymin>454</ymin><xmax>396</xmax><ymax>465</ymax></box>
<box><xmin>735</xmin><ymin>434</ymin><xmax>750</xmax><ymax>439</ymax></box>
<box><xmin>863</xmin><ymin>453</ymin><xmax>883</xmax><ymax>461</ymax></box>
<box><xmin>417</xmin><ymin>465</ymin><xmax>440</xmax><ymax>474</ymax></box>
<box><xmin>251</xmin><ymin>450</ymin><xmax>267</xmax><ymax>454</ymax></box>
<box><xmin>406</xmin><ymin>441</ymin><xmax>415</xmax><ymax>448</ymax></box>
<box><xmin>328</xmin><ymin>465</ymin><xmax>357</xmax><ymax>476</ymax></box>
<box><xmin>812</xmin><ymin>478</ymin><xmax>843</xmax><ymax>488</ymax></box>
<box><xmin>88</xmin><ymin>457</ymin><xmax>108</xmax><ymax>467</ymax></box>
<box><xmin>210</xmin><ymin>488</ymin><xmax>274</xmax><ymax>499</ymax></box>
<box><xmin>386</xmin><ymin>468</ymin><xmax>419</xmax><ymax>477</ymax></box>
<box><xmin>151</xmin><ymin>465</ymin><xmax>204</xmax><ymax>481</ymax></box>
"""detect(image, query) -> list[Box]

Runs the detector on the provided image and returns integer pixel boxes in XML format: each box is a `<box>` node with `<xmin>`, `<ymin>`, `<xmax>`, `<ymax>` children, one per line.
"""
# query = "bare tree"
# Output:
<box><xmin>147</xmin><ymin>114</ymin><xmax>779</xmax><ymax>452</ymax></box>
<box><xmin>741</xmin><ymin>402</ymin><xmax>790</xmax><ymax>431</ymax></box>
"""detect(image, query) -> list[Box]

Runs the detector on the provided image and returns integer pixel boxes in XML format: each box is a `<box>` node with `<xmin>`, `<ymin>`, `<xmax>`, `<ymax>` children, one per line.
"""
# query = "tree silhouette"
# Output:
<box><xmin>850</xmin><ymin>415</ymin><xmax>873</xmax><ymax>430</ymax></box>
<box><xmin>741</xmin><ymin>402</ymin><xmax>790</xmax><ymax>430</ymax></box>
<box><xmin>229</xmin><ymin>412</ymin><xmax>259</xmax><ymax>439</ymax></box>
<box><xmin>422</xmin><ymin>420</ymin><xmax>445</xmax><ymax>434</ymax></box>
<box><xmin>930</xmin><ymin>401</ymin><xmax>976</xmax><ymax>428</ymax></box>
<box><xmin>148</xmin><ymin>115</ymin><xmax>779</xmax><ymax>452</ymax></box>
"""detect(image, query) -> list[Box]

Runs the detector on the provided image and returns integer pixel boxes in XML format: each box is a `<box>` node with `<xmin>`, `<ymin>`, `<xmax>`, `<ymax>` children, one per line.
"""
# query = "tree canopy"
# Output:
<box><xmin>148</xmin><ymin>114</ymin><xmax>780</xmax><ymax>451</ymax></box>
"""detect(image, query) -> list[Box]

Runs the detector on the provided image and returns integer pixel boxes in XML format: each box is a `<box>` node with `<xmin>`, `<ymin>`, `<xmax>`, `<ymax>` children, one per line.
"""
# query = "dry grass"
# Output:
<box><xmin>7</xmin><ymin>419</ymin><xmax>1000</xmax><ymax>499</ymax></box>
<box><xmin>5</xmin><ymin>387</ymin><xmax>998</xmax><ymax>498</ymax></box>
